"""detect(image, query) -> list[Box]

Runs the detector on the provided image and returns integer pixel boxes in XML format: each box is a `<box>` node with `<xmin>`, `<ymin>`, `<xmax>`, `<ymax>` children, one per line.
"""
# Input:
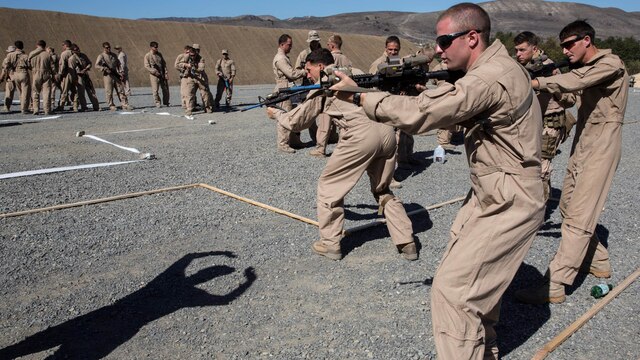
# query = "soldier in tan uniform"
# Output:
<box><xmin>295</xmin><ymin>30</ymin><xmax>322</xmax><ymax>72</ymax></box>
<box><xmin>516</xmin><ymin>21</ymin><xmax>628</xmax><ymax>305</ymax></box>
<box><xmin>214</xmin><ymin>49</ymin><xmax>236</xmax><ymax>108</ymax></box>
<box><xmin>3</xmin><ymin>41</ymin><xmax>31</xmax><ymax>114</ymax></box>
<box><xmin>191</xmin><ymin>44</ymin><xmax>214</xmax><ymax>113</ymax></box>
<box><xmin>95</xmin><ymin>42</ymin><xmax>130</xmax><ymax>111</ymax></box>
<box><xmin>1</xmin><ymin>45</ymin><xmax>17</xmax><ymax>113</ymax></box>
<box><xmin>28</xmin><ymin>40</ymin><xmax>54</xmax><ymax>115</ymax></box>
<box><xmin>333</xmin><ymin>4</ymin><xmax>544</xmax><ymax>358</ymax></box>
<box><xmin>46</xmin><ymin>47</ymin><xmax>61</xmax><ymax>107</ymax></box>
<box><xmin>514</xmin><ymin>31</ymin><xmax>577</xmax><ymax>201</ymax></box>
<box><xmin>114</xmin><ymin>45</ymin><xmax>131</xmax><ymax>96</ymax></box>
<box><xmin>144</xmin><ymin>41</ymin><xmax>170</xmax><ymax>108</ymax></box>
<box><xmin>272</xmin><ymin>34</ymin><xmax>307</xmax><ymax>153</ymax></box>
<box><xmin>56</xmin><ymin>40</ymin><xmax>76</xmax><ymax>111</ymax></box>
<box><xmin>175</xmin><ymin>46</ymin><xmax>201</xmax><ymax>115</ymax></box>
<box><xmin>69</xmin><ymin>44</ymin><xmax>100</xmax><ymax>111</ymax></box>
<box><xmin>327</xmin><ymin>34</ymin><xmax>352</xmax><ymax>68</ymax></box>
<box><xmin>268</xmin><ymin>48</ymin><xmax>417</xmax><ymax>261</ymax></box>
<box><xmin>175</xmin><ymin>45</ymin><xmax>190</xmax><ymax>109</ymax></box>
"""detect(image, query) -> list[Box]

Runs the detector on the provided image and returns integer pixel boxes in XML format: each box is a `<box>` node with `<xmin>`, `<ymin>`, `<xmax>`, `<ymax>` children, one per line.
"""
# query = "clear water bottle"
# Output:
<box><xmin>433</xmin><ymin>145</ymin><xmax>446</xmax><ymax>163</ymax></box>
<box><xmin>590</xmin><ymin>283</ymin><xmax>613</xmax><ymax>299</ymax></box>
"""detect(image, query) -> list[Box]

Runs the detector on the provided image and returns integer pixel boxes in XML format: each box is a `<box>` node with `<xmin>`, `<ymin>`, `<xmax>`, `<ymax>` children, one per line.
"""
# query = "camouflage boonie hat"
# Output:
<box><xmin>307</xmin><ymin>30</ymin><xmax>320</xmax><ymax>43</ymax></box>
<box><xmin>192</xmin><ymin>43</ymin><xmax>200</xmax><ymax>50</ymax></box>
<box><xmin>6</xmin><ymin>45</ymin><xmax>16</xmax><ymax>52</ymax></box>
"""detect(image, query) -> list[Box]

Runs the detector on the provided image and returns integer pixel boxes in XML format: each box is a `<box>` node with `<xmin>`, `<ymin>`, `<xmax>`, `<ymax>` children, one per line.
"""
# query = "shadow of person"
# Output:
<box><xmin>0</xmin><ymin>251</ymin><xmax>256</xmax><ymax>360</ymax></box>
<box><xmin>497</xmin><ymin>262</ymin><xmax>551</xmax><ymax>357</ymax></box>
<box><xmin>341</xmin><ymin>203</ymin><xmax>432</xmax><ymax>258</ymax></box>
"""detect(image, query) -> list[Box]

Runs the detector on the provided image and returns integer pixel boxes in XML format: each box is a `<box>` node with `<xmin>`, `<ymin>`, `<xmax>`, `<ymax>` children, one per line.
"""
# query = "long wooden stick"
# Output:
<box><xmin>0</xmin><ymin>184</ymin><xmax>200</xmax><ymax>219</ymax></box>
<box><xmin>532</xmin><ymin>267</ymin><xmax>640</xmax><ymax>360</ymax></box>
<box><xmin>197</xmin><ymin>183</ymin><xmax>319</xmax><ymax>227</ymax></box>
<box><xmin>344</xmin><ymin>195</ymin><xmax>466</xmax><ymax>235</ymax></box>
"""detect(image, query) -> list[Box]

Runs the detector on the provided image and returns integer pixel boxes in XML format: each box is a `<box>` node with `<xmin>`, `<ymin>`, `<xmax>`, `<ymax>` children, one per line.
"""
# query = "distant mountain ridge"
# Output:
<box><xmin>143</xmin><ymin>0</ymin><xmax>640</xmax><ymax>42</ymax></box>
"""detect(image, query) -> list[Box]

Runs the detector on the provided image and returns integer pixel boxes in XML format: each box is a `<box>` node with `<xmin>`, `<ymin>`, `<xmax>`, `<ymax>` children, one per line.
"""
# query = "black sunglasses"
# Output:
<box><xmin>436</xmin><ymin>29</ymin><xmax>481</xmax><ymax>49</ymax></box>
<box><xmin>560</xmin><ymin>35</ymin><xmax>585</xmax><ymax>49</ymax></box>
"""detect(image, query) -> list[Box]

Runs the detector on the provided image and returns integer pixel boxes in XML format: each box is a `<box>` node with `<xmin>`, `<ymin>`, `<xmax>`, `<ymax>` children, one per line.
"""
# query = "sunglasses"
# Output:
<box><xmin>560</xmin><ymin>35</ymin><xmax>585</xmax><ymax>49</ymax></box>
<box><xmin>436</xmin><ymin>29</ymin><xmax>481</xmax><ymax>49</ymax></box>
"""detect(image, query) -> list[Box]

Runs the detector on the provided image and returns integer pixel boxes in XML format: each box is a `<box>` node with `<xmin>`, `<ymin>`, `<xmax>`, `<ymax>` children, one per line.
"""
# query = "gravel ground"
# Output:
<box><xmin>0</xmin><ymin>85</ymin><xmax>638</xmax><ymax>359</ymax></box>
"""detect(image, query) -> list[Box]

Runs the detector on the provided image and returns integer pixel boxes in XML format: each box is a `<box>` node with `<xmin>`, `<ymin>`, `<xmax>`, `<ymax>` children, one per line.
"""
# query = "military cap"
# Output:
<box><xmin>114</xmin><ymin>45</ymin><xmax>122</xmax><ymax>50</ymax></box>
<box><xmin>307</xmin><ymin>30</ymin><xmax>321</xmax><ymax>43</ymax></box>
<box><xmin>6</xmin><ymin>45</ymin><xmax>16</xmax><ymax>52</ymax></box>
<box><xmin>192</xmin><ymin>43</ymin><xmax>200</xmax><ymax>50</ymax></box>
<box><xmin>221</xmin><ymin>49</ymin><xmax>228</xmax><ymax>54</ymax></box>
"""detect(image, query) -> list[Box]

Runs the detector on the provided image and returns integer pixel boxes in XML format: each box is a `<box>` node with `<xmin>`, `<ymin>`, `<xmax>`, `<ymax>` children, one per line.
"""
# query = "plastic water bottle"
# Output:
<box><xmin>590</xmin><ymin>283</ymin><xmax>613</xmax><ymax>299</ymax></box>
<box><xmin>433</xmin><ymin>145</ymin><xmax>446</xmax><ymax>163</ymax></box>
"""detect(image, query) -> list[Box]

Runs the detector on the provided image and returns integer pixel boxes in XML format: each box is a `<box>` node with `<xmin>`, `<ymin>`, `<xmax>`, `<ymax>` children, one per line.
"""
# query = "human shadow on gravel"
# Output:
<box><xmin>0</xmin><ymin>251</ymin><xmax>256</xmax><ymax>360</ymax></box>
<box><xmin>341</xmin><ymin>202</ymin><xmax>432</xmax><ymax>258</ymax></box>
<box><xmin>498</xmin><ymin>262</ymin><xmax>551</xmax><ymax>357</ymax></box>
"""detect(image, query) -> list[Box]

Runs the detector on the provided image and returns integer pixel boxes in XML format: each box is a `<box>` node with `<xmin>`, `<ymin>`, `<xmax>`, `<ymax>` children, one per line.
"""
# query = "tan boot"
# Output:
<box><xmin>515</xmin><ymin>279</ymin><xmax>566</xmax><ymax>304</ymax></box>
<box><xmin>312</xmin><ymin>240</ymin><xmax>342</xmax><ymax>260</ymax></box>
<box><xmin>580</xmin><ymin>259</ymin><xmax>612</xmax><ymax>278</ymax></box>
<box><xmin>308</xmin><ymin>148</ymin><xmax>325</xmax><ymax>158</ymax></box>
<box><xmin>397</xmin><ymin>242</ymin><xmax>418</xmax><ymax>261</ymax></box>
<box><xmin>277</xmin><ymin>145</ymin><xmax>296</xmax><ymax>154</ymax></box>
<box><xmin>389</xmin><ymin>179</ymin><xmax>403</xmax><ymax>189</ymax></box>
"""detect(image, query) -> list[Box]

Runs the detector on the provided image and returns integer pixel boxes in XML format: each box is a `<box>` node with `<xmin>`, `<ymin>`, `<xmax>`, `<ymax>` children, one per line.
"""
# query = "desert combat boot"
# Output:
<box><xmin>515</xmin><ymin>278</ymin><xmax>566</xmax><ymax>304</ymax></box>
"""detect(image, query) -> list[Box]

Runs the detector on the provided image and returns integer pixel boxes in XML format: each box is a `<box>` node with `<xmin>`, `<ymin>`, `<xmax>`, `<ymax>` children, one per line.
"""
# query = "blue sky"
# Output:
<box><xmin>0</xmin><ymin>0</ymin><xmax>638</xmax><ymax>19</ymax></box>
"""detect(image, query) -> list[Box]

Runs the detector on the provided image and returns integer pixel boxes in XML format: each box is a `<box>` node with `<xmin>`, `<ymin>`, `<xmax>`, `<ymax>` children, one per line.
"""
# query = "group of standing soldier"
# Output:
<box><xmin>268</xmin><ymin>3</ymin><xmax>628</xmax><ymax>359</ymax></box>
<box><xmin>1</xmin><ymin>39</ymin><xmax>236</xmax><ymax>116</ymax></box>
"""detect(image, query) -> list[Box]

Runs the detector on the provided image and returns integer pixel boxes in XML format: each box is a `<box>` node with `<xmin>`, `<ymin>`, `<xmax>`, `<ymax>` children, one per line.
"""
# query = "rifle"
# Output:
<box><xmin>98</xmin><ymin>56</ymin><xmax>123</xmax><ymax>81</ymax></box>
<box><xmin>241</xmin><ymin>54</ymin><xmax>452</xmax><ymax>112</ymax></box>
<box><xmin>526</xmin><ymin>57</ymin><xmax>570</xmax><ymax>78</ymax></box>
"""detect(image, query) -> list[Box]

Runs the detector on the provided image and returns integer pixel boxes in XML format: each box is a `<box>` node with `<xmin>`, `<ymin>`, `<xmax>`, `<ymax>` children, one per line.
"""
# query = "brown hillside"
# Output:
<box><xmin>0</xmin><ymin>8</ymin><xmax>421</xmax><ymax>87</ymax></box>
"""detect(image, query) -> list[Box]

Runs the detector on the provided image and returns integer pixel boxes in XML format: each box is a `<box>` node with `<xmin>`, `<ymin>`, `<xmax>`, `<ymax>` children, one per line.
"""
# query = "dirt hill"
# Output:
<box><xmin>148</xmin><ymin>0</ymin><xmax>640</xmax><ymax>42</ymax></box>
<box><xmin>0</xmin><ymin>8</ymin><xmax>420</xmax><ymax>87</ymax></box>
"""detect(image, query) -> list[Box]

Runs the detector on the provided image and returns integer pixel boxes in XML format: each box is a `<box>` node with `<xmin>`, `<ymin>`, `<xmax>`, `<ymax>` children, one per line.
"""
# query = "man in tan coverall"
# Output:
<box><xmin>327</xmin><ymin>34</ymin><xmax>352</xmax><ymax>68</ymax></box>
<box><xmin>514</xmin><ymin>31</ymin><xmax>576</xmax><ymax>201</ymax></box>
<box><xmin>69</xmin><ymin>44</ymin><xmax>100</xmax><ymax>111</ymax></box>
<box><xmin>56</xmin><ymin>40</ymin><xmax>75</xmax><ymax>112</ymax></box>
<box><xmin>272</xmin><ymin>34</ymin><xmax>307</xmax><ymax>153</ymax></box>
<box><xmin>175</xmin><ymin>45</ymin><xmax>190</xmax><ymax>109</ymax></box>
<box><xmin>28</xmin><ymin>40</ymin><xmax>54</xmax><ymax>115</ymax></box>
<box><xmin>516</xmin><ymin>20</ymin><xmax>628</xmax><ymax>305</ymax></box>
<box><xmin>144</xmin><ymin>41</ymin><xmax>170</xmax><ymax>108</ymax></box>
<box><xmin>192</xmin><ymin>44</ymin><xmax>214</xmax><ymax>113</ymax></box>
<box><xmin>95</xmin><ymin>42</ymin><xmax>130</xmax><ymax>111</ymax></box>
<box><xmin>333</xmin><ymin>4</ymin><xmax>544</xmax><ymax>358</ymax></box>
<box><xmin>46</xmin><ymin>47</ymin><xmax>60</xmax><ymax>107</ymax></box>
<box><xmin>1</xmin><ymin>45</ymin><xmax>17</xmax><ymax>113</ymax></box>
<box><xmin>214</xmin><ymin>49</ymin><xmax>236</xmax><ymax>108</ymax></box>
<box><xmin>175</xmin><ymin>46</ymin><xmax>201</xmax><ymax>115</ymax></box>
<box><xmin>2</xmin><ymin>41</ymin><xmax>31</xmax><ymax>114</ymax></box>
<box><xmin>268</xmin><ymin>48</ymin><xmax>417</xmax><ymax>261</ymax></box>
<box><xmin>114</xmin><ymin>45</ymin><xmax>131</xmax><ymax>96</ymax></box>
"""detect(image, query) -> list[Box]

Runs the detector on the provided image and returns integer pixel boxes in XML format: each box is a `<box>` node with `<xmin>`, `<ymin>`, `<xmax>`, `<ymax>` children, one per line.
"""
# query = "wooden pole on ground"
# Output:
<box><xmin>532</xmin><ymin>267</ymin><xmax>640</xmax><ymax>360</ymax></box>
<box><xmin>0</xmin><ymin>184</ymin><xmax>200</xmax><ymax>219</ymax></box>
<box><xmin>197</xmin><ymin>183</ymin><xmax>319</xmax><ymax>227</ymax></box>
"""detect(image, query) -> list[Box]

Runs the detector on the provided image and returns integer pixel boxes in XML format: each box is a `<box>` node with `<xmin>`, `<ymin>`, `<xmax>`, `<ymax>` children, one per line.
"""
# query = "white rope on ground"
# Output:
<box><xmin>155</xmin><ymin>112</ymin><xmax>195</xmax><ymax>120</ymax></box>
<box><xmin>0</xmin><ymin>115</ymin><xmax>62</xmax><ymax>125</ymax></box>
<box><xmin>0</xmin><ymin>160</ymin><xmax>142</xmax><ymax>180</ymax></box>
<box><xmin>81</xmin><ymin>134</ymin><xmax>142</xmax><ymax>154</ymax></box>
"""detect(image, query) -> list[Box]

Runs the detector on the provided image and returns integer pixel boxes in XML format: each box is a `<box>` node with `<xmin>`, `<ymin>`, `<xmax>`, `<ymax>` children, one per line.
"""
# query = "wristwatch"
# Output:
<box><xmin>353</xmin><ymin>92</ymin><xmax>361</xmax><ymax>106</ymax></box>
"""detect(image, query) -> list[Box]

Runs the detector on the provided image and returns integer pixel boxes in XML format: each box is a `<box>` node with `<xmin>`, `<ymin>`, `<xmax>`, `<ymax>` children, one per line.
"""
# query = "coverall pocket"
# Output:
<box><xmin>471</xmin><ymin>172</ymin><xmax>514</xmax><ymax>212</ymax></box>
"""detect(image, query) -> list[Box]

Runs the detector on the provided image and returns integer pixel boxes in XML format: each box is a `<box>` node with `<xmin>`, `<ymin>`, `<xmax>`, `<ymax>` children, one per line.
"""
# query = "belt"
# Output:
<box><xmin>470</xmin><ymin>165</ymin><xmax>541</xmax><ymax>177</ymax></box>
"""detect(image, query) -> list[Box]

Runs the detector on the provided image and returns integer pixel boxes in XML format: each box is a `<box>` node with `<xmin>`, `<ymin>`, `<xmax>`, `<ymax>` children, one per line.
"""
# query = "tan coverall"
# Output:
<box><xmin>214</xmin><ymin>57</ymin><xmax>236</xmax><ymax>107</ymax></box>
<box><xmin>175</xmin><ymin>52</ymin><xmax>188</xmax><ymax>109</ymax></box>
<box><xmin>49</xmin><ymin>52</ymin><xmax>60</xmax><ymax>105</ymax></box>
<box><xmin>2</xmin><ymin>51</ymin><xmax>16</xmax><ymax>112</ymax></box>
<box><xmin>95</xmin><ymin>52</ymin><xmax>128</xmax><ymax>109</ymax></box>
<box><xmin>526</xmin><ymin>51</ymin><xmax>577</xmax><ymax>200</ymax></box>
<box><xmin>117</xmin><ymin>50</ymin><xmax>131</xmax><ymax>96</ymax></box>
<box><xmin>537</xmin><ymin>49</ymin><xmax>628</xmax><ymax>286</ymax></box>
<box><xmin>58</xmin><ymin>48</ymin><xmax>75</xmax><ymax>110</ymax></box>
<box><xmin>69</xmin><ymin>52</ymin><xmax>99</xmax><ymax>111</ymax></box>
<box><xmin>28</xmin><ymin>48</ymin><xmax>54</xmax><ymax>114</ymax></box>
<box><xmin>3</xmin><ymin>49</ymin><xmax>31</xmax><ymax>113</ymax></box>
<box><xmin>273</xmin><ymin>48</ymin><xmax>306</xmax><ymax>148</ymax></box>
<box><xmin>331</xmin><ymin>50</ymin><xmax>352</xmax><ymax>68</ymax></box>
<box><xmin>362</xmin><ymin>40</ymin><xmax>545</xmax><ymax>359</ymax></box>
<box><xmin>194</xmin><ymin>54</ymin><xmax>214</xmax><ymax>112</ymax></box>
<box><xmin>273</xmin><ymin>89</ymin><xmax>414</xmax><ymax>251</ymax></box>
<box><xmin>144</xmin><ymin>51</ymin><xmax>170</xmax><ymax>106</ymax></box>
<box><xmin>175</xmin><ymin>54</ymin><xmax>200</xmax><ymax>114</ymax></box>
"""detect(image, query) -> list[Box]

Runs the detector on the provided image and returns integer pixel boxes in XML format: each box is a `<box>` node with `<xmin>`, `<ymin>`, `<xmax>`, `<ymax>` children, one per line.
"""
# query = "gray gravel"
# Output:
<box><xmin>0</xmin><ymin>85</ymin><xmax>638</xmax><ymax>359</ymax></box>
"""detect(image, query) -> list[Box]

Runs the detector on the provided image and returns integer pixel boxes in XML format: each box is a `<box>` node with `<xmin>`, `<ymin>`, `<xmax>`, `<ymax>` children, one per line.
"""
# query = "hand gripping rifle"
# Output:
<box><xmin>98</xmin><ymin>57</ymin><xmax>123</xmax><ymax>81</ymax></box>
<box><xmin>526</xmin><ymin>56</ymin><xmax>570</xmax><ymax>78</ymax></box>
<box><xmin>240</xmin><ymin>54</ymin><xmax>452</xmax><ymax>112</ymax></box>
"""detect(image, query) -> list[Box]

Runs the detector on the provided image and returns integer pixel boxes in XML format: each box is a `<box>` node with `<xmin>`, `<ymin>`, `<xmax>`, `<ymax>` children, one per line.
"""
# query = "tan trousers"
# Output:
<box><xmin>316</xmin><ymin>120</ymin><xmax>413</xmax><ymax>249</ymax></box>
<box><xmin>195</xmin><ymin>73</ymin><xmax>213</xmax><ymax>111</ymax></box>
<box><xmin>58</xmin><ymin>73</ymin><xmax>76</xmax><ymax>109</ymax></box>
<box><xmin>181</xmin><ymin>77</ymin><xmax>197</xmax><ymax>112</ymax></box>
<box><xmin>314</xmin><ymin>113</ymin><xmax>332</xmax><ymax>152</ymax></box>
<box><xmin>4</xmin><ymin>79</ymin><xmax>15</xmax><ymax>111</ymax></box>
<box><xmin>150</xmin><ymin>75</ymin><xmax>170</xmax><ymax>106</ymax></box>
<box><xmin>12</xmin><ymin>71</ymin><xmax>31</xmax><ymax>112</ymax></box>
<box><xmin>437</xmin><ymin>125</ymin><xmax>463</xmax><ymax>145</ymax></box>
<box><xmin>102</xmin><ymin>74</ymin><xmax>127</xmax><ymax>107</ymax></box>
<box><xmin>275</xmin><ymin>98</ymin><xmax>302</xmax><ymax>147</ymax></box>
<box><xmin>122</xmin><ymin>71</ymin><xmax>131</xmax><ymax>96</ymax></box>
<box><xmin>79</xmin><ymin>75</ymin><xmax>99</xmax><ymax>110</ymax></box>
<box><xmin>549</xmin><ymin>122</ymin><xmax>621</xmax><ymax>285</ymax></box>
<box><xmin>432</xmin><ymin>168</ymin><xmax>544</xmax><ymax>359</ymax></box>
<box><xmin>31</xmin><ymin>71</ymin><xmax>52</xmax><ymax>114</ymax></box>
